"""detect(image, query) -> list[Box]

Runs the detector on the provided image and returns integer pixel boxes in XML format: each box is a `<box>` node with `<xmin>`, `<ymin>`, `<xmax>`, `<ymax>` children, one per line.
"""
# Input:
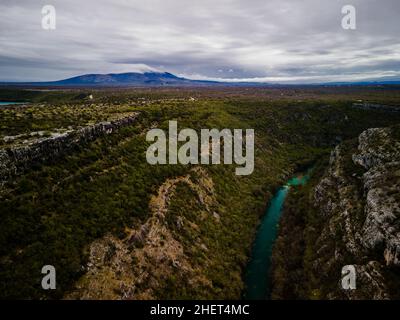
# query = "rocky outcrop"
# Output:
<box><xmin>352</xmin><ymin>102</ymin><xmax>400</xmax><ymax>113</ymax></box>
<box><xmin>352</xmin><ymin>128</ymin><xmax>400</xmax><ymax>268</ymax></box>
<box><xmin>0</xmin><ymin>113</ymin><xmax>139</xmax><ymax>188</ymax></box>
<box><xmin>65</xmin><ymin>167</ymin><xmax>215</xmax><ymax>300</ymax></box>
<box><xmin>312</xmin><ymin>125</ymin><xmax>400</xmax><ymax>299</ymax></box>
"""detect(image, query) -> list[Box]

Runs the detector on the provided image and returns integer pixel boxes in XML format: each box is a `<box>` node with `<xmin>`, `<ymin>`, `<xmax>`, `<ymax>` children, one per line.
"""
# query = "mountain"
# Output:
<box><xmin>321</xmin><ymin>80</ymin><xmax>400</xmax><ymax>86</ymax></box>
<box><xmin>2</xmin><ymin>71</ymin><xmax>400</xmax><ymax>87</ymax></box>
<box><xmin>3</xmin><ymin>72</ymin><xmax>221</xmax><ymax>87</ymax></box>
<box><xmin>52</xmin><ymin>72</ymin><xmax>197</xmax><ymax>86</ymax></box>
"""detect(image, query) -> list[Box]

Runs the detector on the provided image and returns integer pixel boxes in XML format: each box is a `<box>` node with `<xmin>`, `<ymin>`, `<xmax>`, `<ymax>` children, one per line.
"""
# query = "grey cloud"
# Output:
<box><xmin>0</xmin><ymin>0</ymin><xmax>399</xmax><ymax>83</ymax></box>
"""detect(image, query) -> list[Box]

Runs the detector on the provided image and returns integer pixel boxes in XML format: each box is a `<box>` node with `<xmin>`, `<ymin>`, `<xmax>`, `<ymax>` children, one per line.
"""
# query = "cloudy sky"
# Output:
<box><xmin>0</xmin><ymin>0</ymin><xmax>399</xmax><ymax>83</ymax></box>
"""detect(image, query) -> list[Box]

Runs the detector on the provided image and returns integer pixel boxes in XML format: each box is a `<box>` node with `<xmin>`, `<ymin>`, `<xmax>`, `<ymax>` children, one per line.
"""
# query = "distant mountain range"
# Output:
<box><xmin>1</xmin><ymin>71</ymin><xmax>400</xmax><ymax>87</ymax></box>
<box><xmin>0</xmin><ymin>72</ymin><xmax>222</xmax><ymax>87</ymax></box>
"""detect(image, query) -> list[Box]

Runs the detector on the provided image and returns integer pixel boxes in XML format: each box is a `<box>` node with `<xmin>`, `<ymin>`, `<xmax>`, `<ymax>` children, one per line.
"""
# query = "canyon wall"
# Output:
<box><xmin>312</xmin><ymin>126</ymin><xmax>400</xmax><ymax>299</ymax></box>
<box><xmin>271</xmin><ymin>125</ymin><xmax>400</xmax><ymax>299</ymax></box>
<box><xmin>0</xmin><ymin>113</ymin><xmax>139</xmax><ymax>188</ymax></box>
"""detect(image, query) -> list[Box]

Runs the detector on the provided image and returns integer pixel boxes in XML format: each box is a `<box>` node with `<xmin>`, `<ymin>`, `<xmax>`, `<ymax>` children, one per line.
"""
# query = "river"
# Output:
<box><xmin>243</xmin><ymin>170</ymin><xmax>312</xmax><ymax>300</ymax></box>
<box><xmin>0</xmin><ymin>101</ymin><xmax>26</xmax><ymax>106</ymax></box>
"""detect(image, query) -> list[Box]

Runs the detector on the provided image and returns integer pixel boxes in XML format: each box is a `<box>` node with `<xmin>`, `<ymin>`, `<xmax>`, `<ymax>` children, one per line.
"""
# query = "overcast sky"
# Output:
<box><xmin>0</xmin><ymin>0</ymin><xmax>399</xmax><ymax>83</ymax></box>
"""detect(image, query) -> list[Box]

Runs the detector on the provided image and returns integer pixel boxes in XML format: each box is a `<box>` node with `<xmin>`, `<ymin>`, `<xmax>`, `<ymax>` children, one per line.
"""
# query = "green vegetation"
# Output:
<box><xmin>1</xmin><ymin>87</ymin><xmax>400</xmax><ymax>299</ymax></box>
<box><xmin>270</xmin><ymin>159</ymin><xmax>328</xmax><ymax>299</ymax></box>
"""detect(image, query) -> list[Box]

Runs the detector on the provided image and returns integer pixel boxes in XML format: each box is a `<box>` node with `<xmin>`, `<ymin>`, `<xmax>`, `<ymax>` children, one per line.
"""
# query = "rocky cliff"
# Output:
<box><xmin>65</xmin><ymin>167</ymin><xmax>217</xmax><ymax>299</ymax></box>
<box><xmin>0</xmin><ymin>113</ymin><xmax>139</xmax><ymax>188</ymax></box>
<box><xmin>352</xmin><ymin>102</ymin><xmax>400</xmax><ymax>113</ymax></box>
<box><xmin>312</xmin><ymin>125</ymin><xmax>400</xmax><ymax>299</ymax></box>
<box><xmin>271</xmin><ymin>125</ymin><xmax>400</xmax><ymax>300</ymax></box>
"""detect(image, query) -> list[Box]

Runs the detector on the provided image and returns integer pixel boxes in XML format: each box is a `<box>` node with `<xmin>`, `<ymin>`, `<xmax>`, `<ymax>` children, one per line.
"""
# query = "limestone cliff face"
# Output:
<box><xmin>353</xmin><ymin>128</ymin><xmax>400</xmax><ymax>268</ymax></box>
<box><xmin>0</xmin><ymin>113</ymin><xmax>139</xmax><ymax>188</ymax></box>
<box><xmin>312</xmin><ymin>126</ymin><xmax>400</xmax><ymax>299</ymax></box>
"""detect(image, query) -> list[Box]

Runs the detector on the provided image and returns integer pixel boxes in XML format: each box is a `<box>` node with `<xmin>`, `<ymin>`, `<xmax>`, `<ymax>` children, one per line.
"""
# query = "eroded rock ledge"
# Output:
<box><xmin>352</xmin><ymin>102</ymin><xmax>400</xmax><ymax>113</ymax></box>
<box><xmin>313</xmin><ymin>126</ymin><xmax>400</xmax><ymax>299</ymax></box>
<box><xmin>0</xmin><ymin>112</ymin><xmax>139</xmax><ymax>188</ymax></box>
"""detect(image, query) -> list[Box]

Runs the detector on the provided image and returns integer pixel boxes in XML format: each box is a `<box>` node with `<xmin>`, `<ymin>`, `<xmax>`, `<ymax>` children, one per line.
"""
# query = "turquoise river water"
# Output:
<box><xmin>0</xmin><ymin>101</ymin><xmax>26</xmax><ymax>106</ymax></box>
<box><xmin>244</xmin><ymin>170</ymin><xmax>312</xmax><ymax>299</ymax></box>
